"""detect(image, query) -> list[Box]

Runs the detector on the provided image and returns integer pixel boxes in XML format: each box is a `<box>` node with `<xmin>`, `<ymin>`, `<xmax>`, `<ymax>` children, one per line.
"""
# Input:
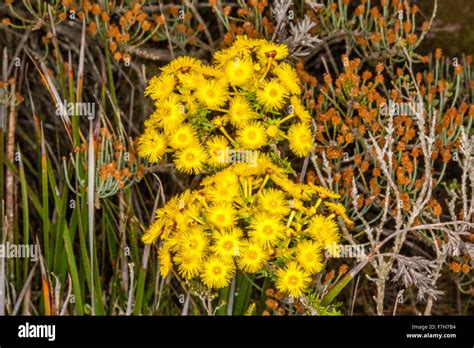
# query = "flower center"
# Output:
<box><xmin>263</xmin><ymin>226</ymin><xmax>273</xmax><ymax>235</ymax></box>
<box><xmin>248</xmin><ymin>251</ymin><xmax>257</xmax><ymax>259</ymax></box>
<box><xmin>288</xmin><ymin>275</ymin><xmax>298</xmax><ymax>286</ymax></box>
<box><xmin>223</xmin><ymin>241</ymin><xmax>233</xmax><ymax>251</ymax></box>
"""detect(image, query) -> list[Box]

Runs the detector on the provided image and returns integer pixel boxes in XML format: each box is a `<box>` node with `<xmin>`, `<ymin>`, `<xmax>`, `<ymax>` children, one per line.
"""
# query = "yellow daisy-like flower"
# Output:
<box><xmin>237</xmin><ymin>241</ymin><xmax>269</xmax><ymax>273</ymax></box>
<box><xmin>295</xmin><ymin>240</ymin><xmax>323</xmax><ymax>274</ymax></box>
<box><xmin>207</xmin><ymin>202</ymin><xmax>237</xmax><ymax>229</ymax></box>
<box><xmin>138</xmin><ymin>128</ymin><xmax>167</xmax><ymax>163</ymax></box>
<box><xmin>276</xmin><ymin>261</ymin><xmax>311</xmax><ymax>298</ymax></box>
<box><xmin>144</xmin><ymin>73</ymin><xmax>175</xmax><ymax>101</ymax></box>
<box><xmin>195</xmin><ymin>79</ymin><xmax>229</xmax><ymax>109</ymax></box>
<box><xmin>290</xmin><ymin>96</ymin><xmax>311</xmax><ymax>123</ymax></box>
<box><xmin>256</xmin><ymin>41</ymin><xmax>289</xmax><ymax>62</ymax></box>
<box><xmin>308</xmin><ymin>214</ymin><xmax>340</xmax><ymax>251</ymax></box>
<box><xmin>249</xmin><ymin>213</ymin><xmax>285</xmax><ymax>247</ymax></box>
<box><xmin>211</xmin><ymin>228</ymin><xmax>243</xmax><ymax>258</ymax></box>
<box><xmin>256</xmin><ymin>80</ymin><xmax>287</xmax><ymax>110</ymax></box>
<box><xmin>224</xmin><ymin>57</ymin><xmax>254</xmax><ymax>86</ymax></box>
<box><xmin>141</xmin><ymin>219</ymin><xmax>164</xmax><ymax>244</ymax></box>
<box><xmin>204</xmin><ymin>171</ymin><xmax>240</xmax><ymax>203</ymax></box>
<box><xmin>274</xmin><ymin>63</ymin><xmax>301</xmax><ymax>95</ymax></box>
<box><xmin>287</xmin><ymin>122</ymin><xmax>314</xmax><ymax>157</ymax></box>
<box><xmin>161</xmin><ymin>56</ymin><xmax>200</xmax><ymax>74</ymax></box>
<box><xmin>196</xmin><ymin>64</ymin><xmax>224</xmax><ymax>79</ymax></box>
<box><xmin>206</xmin><ymin>135</ymin><xmax>229</xmax><ymax>167</ymax></box>
<box><xmin>178</xmin><ymin>72</ymin><xmax>203</xmax><ymax>91</ymax></box>
<box><xmin>257</xmin><ymin>188</ymin><xmax>290</xmax><ymax>217</ymax></box>
<box><xmin>228</xmin><ymin>96</ymin><xmax>258</xmax><ymax>128</ymax></box>
<box><xmin>174</xmin><ymin>253</ymin><xmax>202</xmax><ymax>279</ymax></box>
<box><xmin>168</xmin><ymin>124</ymin><xmax>198</xmax><ymax>150</ymax></box>
<box><xmin>236</xmin><ymin>122</ymin><xmax>267</xmax><ymax>150</ymax></box>
<box><xmin>154</xmin><ymin>94</ymin><xmax>185</xmax><ymax>132</ymax></box>
<box><xmin>266</xmin><ymin>124</ymin><xmax>280</xmax><ymax>138</ymax></box>
<box><xmin>158</xmin><ymin>246</ymin><xmax>173</xmax><ymax>278</ymax></box>
<box><xmin>176</xmin><ymin>227</ymin><xmax>209</xmax><ymax>260</ymax></box>
<box><xmin>200</xmin><ymin>255</ymin><xmax>235</xmax><ymax>288</ymax></box>
<box><xmin>325</xmin><ymin>202</ymin><xmax>354</xmax><ymax>226</ymax></box>
<box><xmin>174</xmin><ymin>146</ymin><xmax>207</xmax><ymax>174</ymax></box>
<box><xmin>310</xmin><ymin>184</ymin><xmax>341</xmax><ymax>199</ymax></box>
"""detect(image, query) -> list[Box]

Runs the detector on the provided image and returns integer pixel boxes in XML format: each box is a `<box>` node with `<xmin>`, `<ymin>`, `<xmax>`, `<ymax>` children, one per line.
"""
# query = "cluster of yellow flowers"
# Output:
<box><xmin>139</xmin><ymin>37</ymin><xmax>352</xmax><ymax>299</ymax></box>
<box><xmin>142</xmin><ymin>154</ymin><xmax>352</xmax><ymax>297</ymax></box>
<box><xmin>138</xmin><ymin>36</ymin><xmax>314</xmax><ymax>174</ymax></box>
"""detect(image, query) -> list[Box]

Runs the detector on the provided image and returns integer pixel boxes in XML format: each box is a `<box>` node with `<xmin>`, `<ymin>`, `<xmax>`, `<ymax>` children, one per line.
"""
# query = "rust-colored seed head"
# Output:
<box><xmin>265</xmin><ymin>50</ymin><xmax>277</xmax><ymax>58</ymax></box>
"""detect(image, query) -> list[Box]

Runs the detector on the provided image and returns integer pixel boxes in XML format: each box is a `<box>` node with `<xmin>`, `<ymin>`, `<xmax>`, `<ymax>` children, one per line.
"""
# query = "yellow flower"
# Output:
<box><xmin>325</xmin><ymin>202</ymin><xmax>354</xmax><ymax>226</ymax></box>
<box><xmin>310</xmin><ymin>184</ymin><xmax>341</xmax><ymax>199</ymax></box>
<box><xmin>178</xmin><ymin>72</ymin><xmax>203</xmax><ymax>91</ymax></box>
<box><xmin>256</xmin><ymin>41</ymin><xmax>289</xmax><ymax>62</ymax></box>
<box><xmin>205</xmin><ymin>135</ymin><xmax>229</xmax><ymax>167</ymax></box>
<box><xmin>266</xmin><ymin>124</ymin><xmax>280</xmax><ymax>138</ymax></box>
<box><xmin>145</xmin><ymin>73</ymin><xmax>175</xmax><ymax>101</ymax></box>
<box><xmin>142</xmin><ymin>219</ymin><xmax>164</xmax><ymax>244</ymax></box>
<box><xmin>232</xmin><ymin>36</ymin><xmax>262</xmax><ymax>55</ymax></box>
<box><xmin>295</xmin><ymin>240</ymin><xmax>323</xmax><ymax>274</ymax></box>
<box><xmin>256</xmin><ymin>80</ymin><xmax>287</xmax><ymax>110</ymax></box>
<box><xmin>154</xmin><ymin>93</ymin><xmax>185</xmax><ymax>132</ymax></box>
<box><xmin>249</xmin><ymin>213</ymin><xmax>285</xmax><ymax>247</ymax></box>
<box><xmin>200</xmin><ymin>255</ymin><xmax>235</xmax><ymax>288</ymax></box>
<box><xmin>174</xmin><ymin>146</ymin><xmax>207</xmax><ymax>174</ymax></box>
<box><xmin>308</xmin><ymin>214</ymin><xmax>340</xmax><ymax>250</ymax></box>
<box><xmin>228</xmin><ymin>96</ymin><xmax>258</xmax><ymax>128</ymax></box>
<box><xmin>169</xmin><ymin>124</ymin><xmax>198</xmax><ymax>150</ymax></box>
<box><xmin>138</xmin><ymin>128</ymin><xmax>167</xmax><ymax>163</ymax></box>
<box><xmin>196</xmin><ymin>64</ymin><xmax>224</xmax><ymax>79</ymax></box>
<box><xmin>224</xmin><ymin>57</ymin><xmax>254</xmax><ymax>86</ymax></box>
<box><xmin>207</xmin><ymin>202</ymin><xmax>237</xmax><ymax>229</ymax></box>
<box><xmin>271</xmin><ymin>173</ymin><xmax>309</xmax><ymax>200</ymax></box>
<box><xmin>158</xmin><ymin>246</ymin><xmax>173</xmax><ymax>278</ymax></box>
<box><xmin>290</xmin><ymin>96</ymin><xmax>311</xmax><ymax>123</ymax></box>
<box><xmin>195</xmin><ymin>79</ymin><xmax>229</xmax><ymax>109</ymax></box>
<box><xmin>211</xmin><ymin>228</ymin><xmax>243</xmax><ymax>258</ymax></box>
<box><xmin>236</xmin><ymin>122</ymin><xmax>267</xmax><ymax>150</ymax></box>
<box><xmin>276</xmin><ymin>261</ymin><xmax>311</xmax><ymax>298</ymax></box>
<box><xmin>287</xmin><ymin>122</ymin><xmax>313</xmax><ymax>157</ymax></box>
<box><xmin>204</xmin><ymin>171</ymin><xmax>240</xmax><ymax>203</ymax></box>
<box><xmin>274</xmin><ymin>63</ymin><xmax>301</xmax><ymax>95</ymax></box>
<box><xmin>176</xmin><ymin>227</ymin><xmax>209</xmax><ymax>260</ymax></box>
<box><xmin>161</xmin><ymin>56</ymin><xmax>200</xmax><ymax>74</ymax></box>
<box><xmin>174</xmin><ymin>253</ymin><xmax>202</xmax><ymax>279</ymax></box>
<box><xmin>237</xmin><ymin>241</ymin><xmax>269</xmax><ymax>273</ymax></box>
<box><xmin>257</xmin><ymin>188</ymin><xmax>290</xmax><ymax>217</ymax></box>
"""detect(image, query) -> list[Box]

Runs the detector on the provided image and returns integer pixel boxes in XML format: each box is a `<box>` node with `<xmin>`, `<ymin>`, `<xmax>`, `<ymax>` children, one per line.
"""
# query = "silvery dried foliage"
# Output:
<box><xmin>390</xmin><ymin>255</ymin><xmax>444</xmax><ymax>301</ymax></box>
<box><xmin>271</xmin><ymin>0</ymin><xmax>322</xmax><ymax>58</ymax></box>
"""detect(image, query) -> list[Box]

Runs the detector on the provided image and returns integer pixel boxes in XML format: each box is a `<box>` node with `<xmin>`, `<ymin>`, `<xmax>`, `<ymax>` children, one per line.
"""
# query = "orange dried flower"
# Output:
<box><xmin>91</xmin><ymin>4</ymin><xmax>101</xmax><ymax>16</ymax></box>
<box><xmin>449</xmin><ymin>262</ymin><xmax>461</xmax><ymax>273</ymax></box>
<box><xmin>265</xmin><ymin>298</ymin><xmax>279</xmax><ymax>309</ymax></box>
